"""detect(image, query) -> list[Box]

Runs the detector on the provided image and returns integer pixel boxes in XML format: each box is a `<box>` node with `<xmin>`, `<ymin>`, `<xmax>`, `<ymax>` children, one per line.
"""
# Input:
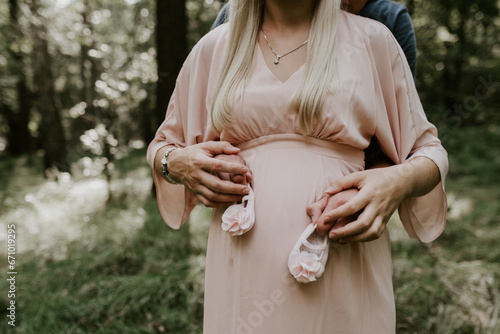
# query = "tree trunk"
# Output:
<box><xmin>406</xmin><ymin>0</ymin><xmax>414</xmax><ymax>16</ymax></box>
<box><xmin>443</xmin><ymin>4</ymin><xmax>467</xmax><ymax>115</ymax></box>
<box><xmin>155</xmin><ymin>0</ymin><xmax>188</xmax><ymax>129</ymax></box>
<box><xmin>28</xmin><ymin>0</ymin><xmax>68</xmax><ymax>172</ymax></box>
<box><xmin>151</xmin><ymin>0</ymin><xmax>187</xmax><ymax>195</ymax></box>
<box><xmin>4</xmin><ymin>0</ymin><xmax>33</xmax><ymax>155</ymax></box>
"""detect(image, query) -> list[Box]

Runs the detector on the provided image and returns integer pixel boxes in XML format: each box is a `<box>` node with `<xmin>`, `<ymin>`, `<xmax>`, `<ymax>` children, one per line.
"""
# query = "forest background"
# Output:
<box><xmin>0</xmin><ymin>0</ymin><xmax>499</xmax><ymax>333</ymax></box>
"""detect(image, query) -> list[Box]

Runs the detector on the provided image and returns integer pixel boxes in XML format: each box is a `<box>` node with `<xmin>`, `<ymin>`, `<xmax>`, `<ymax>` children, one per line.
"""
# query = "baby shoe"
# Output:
<box><xmin>221</xmin><ymin>185</ymin><xmax>255</xmax><ymax>236</ymax></box>
<box><xmin>288</xmin><ymin>223</ymin><xmax>330</xmax><ymax>283</ymax></box>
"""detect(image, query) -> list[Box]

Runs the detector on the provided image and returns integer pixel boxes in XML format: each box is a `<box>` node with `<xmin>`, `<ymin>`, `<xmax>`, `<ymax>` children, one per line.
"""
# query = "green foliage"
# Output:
<box><xmin>2</xmin><ymin>224</ymin><xmax>202</xmax><ymax>333</ymax></box>
<box><xmin>0</xmin><ymin>0</ymin><xmax>160</xmax><ymax>168</ymax></box>
<box><xmin>443</xmin><ymin>126</ymin><xmax>500</xmax><ymax>184</ymax></box>
<box><xmin>412</xmin><ymin>0</ymin><xmax>500</xmax><ymax>124</ymax></box>
<box><xmin>0</xmin><ymin>149</ymin><xmax>205</xmax><ymax>333</ymax></box>
<box><xmin>186</xmin><ymin>0</ymin><xmax>224</xmax><ymax>48</ymax></box>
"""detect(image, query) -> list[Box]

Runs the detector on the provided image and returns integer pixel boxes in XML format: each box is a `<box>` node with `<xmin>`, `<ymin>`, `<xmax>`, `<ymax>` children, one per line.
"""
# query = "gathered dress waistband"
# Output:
<box><xmin>237</xmin><ymin>134</ymin><xmax>365</xmax><ymax>167</ymax></box>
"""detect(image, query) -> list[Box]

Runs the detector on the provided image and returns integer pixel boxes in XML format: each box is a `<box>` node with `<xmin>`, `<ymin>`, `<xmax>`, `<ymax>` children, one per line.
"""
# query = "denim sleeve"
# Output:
<box><xmin>211</xmin><ymin>3</ymin><xmax>230</xmax><ymax>30</ymax></box>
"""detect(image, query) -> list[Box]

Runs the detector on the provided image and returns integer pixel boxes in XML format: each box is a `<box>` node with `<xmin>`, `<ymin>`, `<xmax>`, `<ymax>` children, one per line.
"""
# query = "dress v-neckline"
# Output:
<box><xmin>256</xmin><ymin>42</ymin><xmax>306</xmax><ymax>84</ymax></box>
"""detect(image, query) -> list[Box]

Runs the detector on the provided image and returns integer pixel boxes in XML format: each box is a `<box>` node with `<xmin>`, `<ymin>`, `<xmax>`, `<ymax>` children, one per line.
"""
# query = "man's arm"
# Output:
<box><xmin>211</xmin><ymin>3</ymin><xmax>229</xmax><ymax>30</ymax></box>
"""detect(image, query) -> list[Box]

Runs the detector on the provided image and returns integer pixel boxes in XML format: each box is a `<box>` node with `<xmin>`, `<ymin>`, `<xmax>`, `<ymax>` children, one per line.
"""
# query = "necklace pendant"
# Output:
<box><xmin>262</xmin><ymin>30</ymin><xmax>308</xmax><ymax>66</ymax></box>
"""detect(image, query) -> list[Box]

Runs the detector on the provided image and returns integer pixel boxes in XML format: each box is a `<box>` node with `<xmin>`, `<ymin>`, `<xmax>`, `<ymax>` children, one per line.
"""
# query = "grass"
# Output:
<box><xmin>0</xmin><ymin>125</ymin><xmax>499</xmax><ymax>333</ymax></box>
<box><xmin>0</xmin><ymin>149</ymin><xmax>206</xmax><ymax>333</ymax></box>
<box><xmin>391</xmin><ymin>124</ymin><xmax>500</xmax><ymax>333</ymax></box>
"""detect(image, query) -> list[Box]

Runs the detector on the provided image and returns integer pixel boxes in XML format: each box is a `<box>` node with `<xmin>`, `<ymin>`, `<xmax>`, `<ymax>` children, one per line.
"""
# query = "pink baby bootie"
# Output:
<box><xmin>221</xmin><ymin>185</ymin><xmax>255</xmax><ymax>236</ymax></box>
<box><xmin>288</xmin><ymin>223</ymin><xmax>330</xmax><ymax>283</ymax></box>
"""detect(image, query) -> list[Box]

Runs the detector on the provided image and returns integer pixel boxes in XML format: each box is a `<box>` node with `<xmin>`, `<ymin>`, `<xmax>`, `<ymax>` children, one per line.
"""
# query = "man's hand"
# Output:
<box><xmin>315</xmin><ymin>157</ymin><xmax>440</xmax><ymax>243</ymax></box>
<box><xmin>158</xmin><ymin>141</ymin><xmax>251</xmax><ymax>207</ymax></box>
<box><xmin>314</xmin><ymin>166</ymin><xmax>408</xmax><ymax>243</ymax></box>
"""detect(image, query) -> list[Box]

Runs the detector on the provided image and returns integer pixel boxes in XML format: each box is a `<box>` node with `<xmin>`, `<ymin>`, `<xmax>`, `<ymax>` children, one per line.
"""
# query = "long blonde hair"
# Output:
<box><xmin>211</xmin><ymin>0</ymin><xmax>342</xmax><ymax>133</ymax></box>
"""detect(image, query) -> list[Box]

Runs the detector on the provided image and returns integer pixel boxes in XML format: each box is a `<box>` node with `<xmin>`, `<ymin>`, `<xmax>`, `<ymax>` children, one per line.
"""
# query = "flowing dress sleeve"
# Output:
<box><xmin>371</xmin><ymin>24</ymin><xmax>448</xmax><ymax>243</ymax></box>
<box><xmin>146</xmin><ymin>27</ymin><xmax>226</xmax><ymax>229</ymax></box>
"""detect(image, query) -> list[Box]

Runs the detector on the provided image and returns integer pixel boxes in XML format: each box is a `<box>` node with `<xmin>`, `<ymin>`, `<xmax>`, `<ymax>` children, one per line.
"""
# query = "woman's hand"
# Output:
<box><xmin>315</xmin><ymin>165</ymin><xmax>410</xmax><ymax>243</ymax></box>
<box><xmin>158</xmin><ymin>141</ymin><xmax>252</xmax><ymax>208</ymax></box>
<box><xmin>213</xmin><ymin>153</ymin><xmax>253</xmax><ymax>186</ymax></box>
<box><xmin>307</xmin><ymin>189</ymin><xmax>360</xmax><ymax>237</ymax></box>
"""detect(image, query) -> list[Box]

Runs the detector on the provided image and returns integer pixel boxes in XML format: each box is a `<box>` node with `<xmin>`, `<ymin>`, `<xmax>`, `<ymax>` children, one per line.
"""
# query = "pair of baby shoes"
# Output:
<box><xmin>221</xmin><ymin>187</ymin><xmax>329</xmax><ymax>284</ymax></box>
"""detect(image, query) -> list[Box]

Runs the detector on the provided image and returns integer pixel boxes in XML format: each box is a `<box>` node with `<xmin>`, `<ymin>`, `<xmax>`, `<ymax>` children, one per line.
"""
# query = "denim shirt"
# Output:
<box><xmin>211</xmin><ymin>0</ymin><xmax>416</xmax><ymax>78</ymax></box>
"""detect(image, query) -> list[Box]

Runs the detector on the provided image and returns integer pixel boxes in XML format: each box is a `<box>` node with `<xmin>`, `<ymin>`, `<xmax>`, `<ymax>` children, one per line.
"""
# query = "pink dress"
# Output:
<box><xmin>148</xmin><ymin>12</ymin><xmax>448</xmax><ymax>334</ymax></box>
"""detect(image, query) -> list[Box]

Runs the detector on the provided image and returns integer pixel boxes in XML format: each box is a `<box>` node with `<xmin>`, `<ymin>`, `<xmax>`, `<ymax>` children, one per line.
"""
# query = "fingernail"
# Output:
<box><xmin>243</xmin><ymin>187</ymin><xmax>250</xmax><ymax>194</ymax></box>
<box><xmin>325</xmin><ymin>186</ymin><xmax>340</xmax><ymax>194</ymax></box>
<box><xmin>329</xmin><ymin>232</ymin><xmax>338</xmax><ymax>240</ymax></box>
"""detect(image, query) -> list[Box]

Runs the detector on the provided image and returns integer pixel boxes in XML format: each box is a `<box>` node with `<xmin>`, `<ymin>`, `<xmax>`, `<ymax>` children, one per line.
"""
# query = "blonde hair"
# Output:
<box><xmin>211</xmin><ymin>0</ymin><xmax>342</xmax><ymax>133</ymax></box>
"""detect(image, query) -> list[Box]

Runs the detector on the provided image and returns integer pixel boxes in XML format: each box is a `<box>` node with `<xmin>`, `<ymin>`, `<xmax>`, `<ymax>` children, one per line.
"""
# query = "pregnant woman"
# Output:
<box><xmin>147</xmin><ymin>0</ymin><xmax>448</xmax><ymax>332</ymax></box>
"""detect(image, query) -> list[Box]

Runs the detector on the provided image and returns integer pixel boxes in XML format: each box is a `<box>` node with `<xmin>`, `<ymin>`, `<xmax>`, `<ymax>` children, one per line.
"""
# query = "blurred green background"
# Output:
<box><xmin>0</xmin><ymin>0</ymin><xmax>499</xmax><ymax>333</ymax></box>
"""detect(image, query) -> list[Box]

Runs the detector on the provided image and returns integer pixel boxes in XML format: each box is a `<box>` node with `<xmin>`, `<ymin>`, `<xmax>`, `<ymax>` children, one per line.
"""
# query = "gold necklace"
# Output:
<box><xmin>262</xmin><ymin>30</ymin><xmax>309</xmax><ymax>65</ymax></box>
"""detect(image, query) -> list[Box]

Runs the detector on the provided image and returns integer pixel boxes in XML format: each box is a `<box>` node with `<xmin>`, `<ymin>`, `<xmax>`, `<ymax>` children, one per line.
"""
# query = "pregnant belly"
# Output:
<box><xmin>237</xmin><ymin>134</ymin><xmax>364</xmax><ymax>241</ymax></box>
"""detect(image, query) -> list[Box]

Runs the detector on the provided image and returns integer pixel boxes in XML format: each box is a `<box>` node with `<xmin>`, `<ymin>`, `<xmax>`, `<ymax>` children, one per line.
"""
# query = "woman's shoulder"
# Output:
<box><xmin>339</xmin><ymin>11</ymin><xmax>401</xmax><ymax>60</ymax></box>
<box><xmin>188</xmin><ymin>23</ymin><xmax>229</xmax><ymax>62</ymax></box>
<box><xmin>170</xmin><ymin>23</ymin><xmax>229</xmax><ymax>86</ymax></box>
<box><xmin>340</xmin><ymin>11</ymin><xmax>395</xmax><ymax>45</ymax></box>
<box><xmin>178</xmin><ymin>24</ymin><xmax>229</xmax><ymax>79</ymax></box>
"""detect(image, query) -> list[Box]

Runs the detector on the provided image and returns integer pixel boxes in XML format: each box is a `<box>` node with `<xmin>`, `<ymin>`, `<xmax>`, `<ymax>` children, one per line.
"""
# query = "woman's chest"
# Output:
<box><xmin>220</xmin><ymin>54</ymin><xmax>379</xmax><ymax>149</ymax></box>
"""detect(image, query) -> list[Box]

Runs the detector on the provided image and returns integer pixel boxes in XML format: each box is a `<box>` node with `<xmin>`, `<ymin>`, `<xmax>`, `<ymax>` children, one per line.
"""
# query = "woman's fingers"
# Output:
<box><xmin>331</xmin><ymin>215</ymin><xmax>386</xmax><ymax>242</ymax></box>
<box><xmin>193</xmin><ymin>182</ymin><xmax>248</xmax><ymax>207</ymax></box>
<box><xmin>314</xmin><ymin>189</ymin><xmax>360</xmax><ymax>236</ymax></box>
<box><xmin>213</xmin><ymin>154</ymin><xmax>253</xmax><ymax>185</ymax></box>
<box><xmin>306</xmin><ymin>196</ymin><xmax>328</xmax><ymax>225</ymax></box>
<box><xmin>317</xmin><ymin>190</ymin><xmax>369</xmax><ymax>228</ymax></box>
<box><xmin>230</xmin><ymin>174</ymin><xmax>246</xmax><ymax>185</ymax></box>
